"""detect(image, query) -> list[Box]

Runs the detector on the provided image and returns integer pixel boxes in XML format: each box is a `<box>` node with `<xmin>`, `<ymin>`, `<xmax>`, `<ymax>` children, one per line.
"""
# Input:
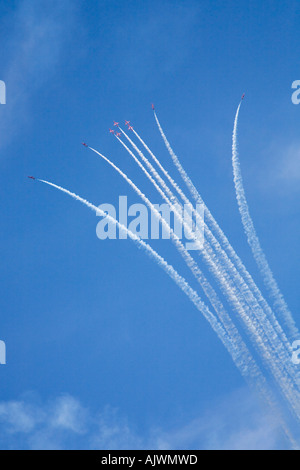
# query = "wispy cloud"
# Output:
<box><xmin>151</xmin><ymin>388</ymin><xmax>285</xmax><ymax>450</ymax></box>
<box><xmin>0</xmin><ymin>388</ymin><xmax>288</xmax><ymax>450</ymax></box>
<box><xmin>0</xmin><ymin>0</ymin><xmax>77</xmax><ymax>149</ymax></box>
<box><xmin>276</xmin><ymin>144</ymin><xmax>300</xmax><ymax>184</ymax></box>
<box><xmin>262</xmin><ymin>141</ymin><xmax>300</xmax><ymax>193</ymax></box>
<box><xmin>0</xmin><ymin>395</ymin><xmax>141</xmax><ymax>450</ymax></box>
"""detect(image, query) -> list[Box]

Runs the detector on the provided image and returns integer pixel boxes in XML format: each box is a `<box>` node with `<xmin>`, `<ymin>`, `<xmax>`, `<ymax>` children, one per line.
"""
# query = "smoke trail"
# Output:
<box><xmin>132</xmin><ymin>126</ymin><xmax>192</xmax><ymax>206</ymax></box>
<box><xmin>153</xmin><ymin>110</ymin><xmax>200</xmax><ymax>203</ymax></box>
<box><xmin>115</xmin><ymin>135</ymin><xmax>175</xmax><ymax>211</ymax></box>
<box><xmin>118</xmin><ymin>128</ymin><xmax>300</xmax><ymax>410</ymax></box>
<box><xmin>37</xmin><ymin>177</ymin><xmax>298</xmax><ymax>444</ymax></box>
<box><xmin>232</xmin><ymin>102</ymin><xmax>298</xmax><ymax>340</ymax></box>
<box><xmin>119</xmin><ymin>127</ymin><xmax>180</xmax><ymax>207</ymax></box>
<box><xmin>152</xmin><ymin>108</ymin><xmax>297</xmax><ymax>366</ymax></box>
<box><xmin>117</xmin><ymin>130</ymin><xmax>296</xmax><ymax>369</ymax></box>
<box><xmin>87</xmin><ymin>145</ymin><xmax>267</xmax><ymax>385</ymax></box>
<box><xmin>36</xmin><ymin>178</ymin><xmax>238</xmax><ymax>367</ymax></box>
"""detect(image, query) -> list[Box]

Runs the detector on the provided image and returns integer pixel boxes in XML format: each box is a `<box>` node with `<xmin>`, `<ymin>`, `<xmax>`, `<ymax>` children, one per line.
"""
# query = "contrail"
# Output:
<box><xmin>119</xmin><ymin>127</ymin><xmax>180</xmax><ymax>207</ymax></box>
<box><xmin>152</xmin><ymin>109</ymin><xmax>298</xmax><ymax>370</ymax></box>
<box><xmin>35</xmin><ymin>178</ymin><xmax>242</xmax><ymax>373</ymax></box>
<box><xmin>131</xmin><ymin>127</ymin><xmax>186</xmax><ymax>204</ymax></box>
<box><xmin>116</xmin><ymin>130</ymin><xmax>300</xmax><ymax>416</ymax></box>
<box><xmin>115</xmin><ymin>135</ymin><xmax>176</xmax><ymax>211</ymax></box>
<box><xmin>87</xmin><ymin>145</ymin><xmax>267</xmax><ymax>385</ymax></box>
<box><xmin>36</xmin><ymin>177</ymin><xmax>297</xmax><ymax>444</ymax></box>
<box><xmin>232</xmin><ymin>101</ymin><xmax>298</xmax><ymax>341</ymax></box>
<box><xmin>150</xmin><ymin>113</ymin><xmax>299</xmax><ymax>407</ymax></box>
<box><xmin>115</xmin><ymin>130</ymin><xmax>299</xmax><ymax>395</ymax></box>
<box><xmin>153</xmin><ymin>109</ymin><xmax>200</xmax><ymax>203</ymax></box>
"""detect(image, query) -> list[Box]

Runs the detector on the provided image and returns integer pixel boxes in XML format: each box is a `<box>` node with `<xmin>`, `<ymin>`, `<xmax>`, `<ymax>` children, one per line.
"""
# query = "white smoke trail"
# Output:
<box><xmin>132</xmin><ymin>127</ymin><xmax>184</xmax><ymax>197</ymax></box>
<box><xmin>87</xmin><ymin>145</ymin><xmax>266</xmax><ymax>385</ymax></box>
<box><xmin>119</xmin><ymin>131</ymin><xmax>290</xmax><ymax>360</ymax></box>
<box><xmin>131</xmin><ymin>124</ymin><xmax>294</xmax><ymax>353</ymax></box>
<box><xmin>232</xmin><ymin>102</ymin><xmax>298</xmax><ymax>341</ymax></box>
<box><xmin>116</xmin><ymin>130</ymin><xmax>300</xmax><ymax>413</ymax></box>
<box><xmin>131</xmin><ymin>125</ymin><xmax>294</xmax><ymax>355</ymax></box>
<box><xmin>153</xmin><ymin>110</ymin><xmax>200</xmax><ymax>203</ymax></box>
<box><xmin>36</xmin><ymin>178</ymin><xmax>239</xmax><ymax>370</ymax></box>
<box><xmin>115</xmin><ymin>135</ymin><xmax>175</xmax><ymax>211</ymax></box>
<box><xmin>152</xmin><ymin>109</ymin><xmax>298</xmax><ymax>368</ymax></box>
<box><xmin>119</xmin><ymin>127</ymin><xmax>180</xmax><ymax>207</ymax></box>
<box><xmin>132</xmin><ymin>126</ymin><xmax>193</xmax><ymax>207</ymax></box>
<box><xmin>37</xmin><ymin>177</ymin><xmax>297</xmax><ymax>444</ymax></box>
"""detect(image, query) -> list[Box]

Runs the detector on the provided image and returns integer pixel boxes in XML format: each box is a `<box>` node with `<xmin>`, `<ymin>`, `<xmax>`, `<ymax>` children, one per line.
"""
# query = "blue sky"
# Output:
<box><xmin>0</xmin><ymin>0</ymin><xmax>299</xmax><ymax>450</ymax></box>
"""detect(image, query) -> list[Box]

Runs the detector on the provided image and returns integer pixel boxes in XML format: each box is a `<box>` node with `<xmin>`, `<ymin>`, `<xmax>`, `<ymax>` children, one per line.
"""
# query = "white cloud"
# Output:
<box><xmin>49</xmin><ymin>395</ymin><xmax>87</xmax><ymax>434</ymax></box>
<box><xmin>0</xmin><ymin>401</ymin><xmax>40</xmax><ymax>433</ymax></box>
<box><xmin>0</xmin><ymin>388</ymin><xmax>292</xmax><ymax>450</ymax></box>
<box><xmin>0</xmin><ymin>394</ymin><xmax>141</xmax><ymax>450</ymax></box>
<box><xmin>277</xmin><ymin>144</ymin><xmax>300</xmax><ymax>183</ymax></box>
<box><xmin>150</xmin><ymin>388</ymin><xmax>285</xmax><ymax>450</ymax></box>
<box><xmin>0</xmin><ymin>0</ymin><xmax>77</xmax><ymax>149</ymax></box>
<box><xmin>261</xmin><ymin>142</ymin><xmax>300</xmax><ymax>192</ymax></box>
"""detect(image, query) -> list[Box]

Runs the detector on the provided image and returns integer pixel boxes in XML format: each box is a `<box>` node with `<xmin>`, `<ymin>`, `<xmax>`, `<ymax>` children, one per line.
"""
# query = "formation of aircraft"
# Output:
<box><xmin>30</xmin><ymin>97</ymin><xmax>247</xmax><ymax>183</ymax></box>
<box><xmin>123</xmin><ymin>120</ymin><xmax>133</xmax><ymax>130</ymax></box>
